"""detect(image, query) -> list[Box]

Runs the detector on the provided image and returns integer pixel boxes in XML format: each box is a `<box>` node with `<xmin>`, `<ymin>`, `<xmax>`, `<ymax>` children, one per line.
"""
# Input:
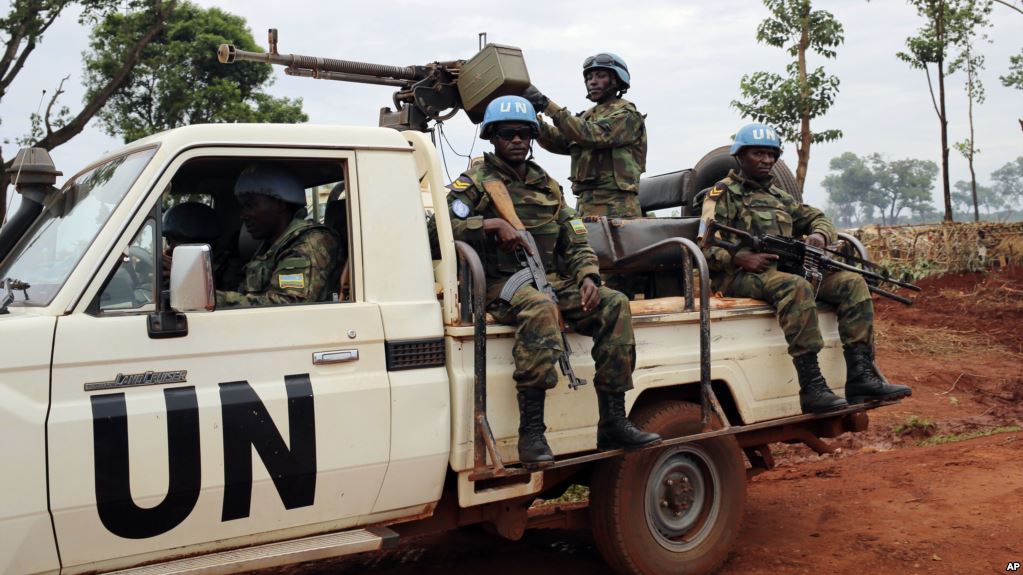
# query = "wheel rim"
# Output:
<box><xmin>644</xmin><ymin>444</ymin><xmax>720</xmax><ymax>552</ymax></box>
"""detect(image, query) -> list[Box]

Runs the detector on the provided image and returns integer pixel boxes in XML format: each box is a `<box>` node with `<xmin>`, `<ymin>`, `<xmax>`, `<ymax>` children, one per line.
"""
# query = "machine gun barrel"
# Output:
<box><xmin>217</xmin><ymin>43</ymin><xmax>424</xmax><ymax>83</ymax></box>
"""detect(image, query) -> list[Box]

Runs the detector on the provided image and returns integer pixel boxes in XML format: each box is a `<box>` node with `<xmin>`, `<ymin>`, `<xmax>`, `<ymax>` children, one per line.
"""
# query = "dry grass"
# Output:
<box><xmin>852</xmin><ymin>222</ymin><xmax>1023</xmax><ymax>276</ymax></box>
<box><xmin>875</xmin><ymin>323</ymin><xmax>999</xmax><ymax>356</ymax></box>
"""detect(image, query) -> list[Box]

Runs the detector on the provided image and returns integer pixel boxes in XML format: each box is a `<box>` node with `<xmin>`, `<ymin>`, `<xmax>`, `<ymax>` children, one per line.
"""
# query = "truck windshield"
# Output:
<box><xmin>0</xmin><ymin>147</ymin><xmax>156</xmax><ymax>307</ymax></box>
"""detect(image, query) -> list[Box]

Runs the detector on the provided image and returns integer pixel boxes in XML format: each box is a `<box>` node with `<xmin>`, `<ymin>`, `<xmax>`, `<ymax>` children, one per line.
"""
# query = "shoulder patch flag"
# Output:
<box><xmin>569</xmin><ymin>219</ymin><xmax>587</xmax><ymax>236</ymax></box>
<box><xmin>279</xmin><ymin>273</ymin><xmax>306</xmax><ymax>289</ymax></box>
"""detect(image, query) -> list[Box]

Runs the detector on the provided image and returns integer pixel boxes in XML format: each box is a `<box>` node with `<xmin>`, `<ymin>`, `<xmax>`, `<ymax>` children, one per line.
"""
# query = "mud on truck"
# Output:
<box><xmin>0</xmin><ymin>34</ymin><xmax>907</xmax><ymax>575</ymax></box>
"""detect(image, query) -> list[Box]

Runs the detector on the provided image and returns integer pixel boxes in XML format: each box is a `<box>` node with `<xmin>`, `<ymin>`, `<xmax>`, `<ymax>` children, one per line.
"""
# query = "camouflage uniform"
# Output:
<box><xmin>702</xmin><ymin>169</ymin><xmax>873</xmax><ymax>357</ymax></box>
<box><xmin>448</xmin><ymin>152</ymin><xmax>635</xmax><ymax>393</ymax></box>
<box><xmin>537</xmin><ymin>98</ymin><xmax>647</xmax><ymax>218</ymax></box>
<box><xmin>217</xmin><ymin>216</ymin><xmax>339</xmax><ymax>308</ymax></box>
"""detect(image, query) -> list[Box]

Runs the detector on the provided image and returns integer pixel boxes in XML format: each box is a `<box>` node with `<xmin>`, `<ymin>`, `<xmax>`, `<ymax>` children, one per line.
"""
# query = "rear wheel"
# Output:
<box><xmin>590</xmin><ymin>400</ymin><xmax>746</xmax><ymax>575</ymax></box>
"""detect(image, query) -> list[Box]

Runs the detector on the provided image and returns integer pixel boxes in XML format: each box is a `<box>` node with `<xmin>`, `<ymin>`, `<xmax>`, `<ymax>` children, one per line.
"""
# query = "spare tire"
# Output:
<box><xmin>685</xmin><ymin>145</ymin><xmax>801</xmax><ymax>215</ymax></box>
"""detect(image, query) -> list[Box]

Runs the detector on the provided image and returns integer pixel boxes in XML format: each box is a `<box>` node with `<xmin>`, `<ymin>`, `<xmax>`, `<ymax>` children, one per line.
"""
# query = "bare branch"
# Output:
<box><xmin>992</xmin><ymin>0</ymin><xmax>1023</xmax><ymax>16</ymax></box>
<box><xmin>29</xmin><ymin>0</ymin><xmax>177</xmax><ymax>152</ymax></box>
<box><xmin>0</xmin><ymin>0</ymin><xmax>39</xmax><ymax>79</ymax></box>
<box><xmin>43</xmin><ymin>74</ymin><xmax>70</xmax><ymax>135</ymax></box>
<box><xmin>923</xmin><ymin>64</ymin><xmax>942</xmax><ymax>120</ymax></box>
<box><xmin>1</xmin><ymin>3</ymin><xmax>62</xmax><ymax>95</ymax></box>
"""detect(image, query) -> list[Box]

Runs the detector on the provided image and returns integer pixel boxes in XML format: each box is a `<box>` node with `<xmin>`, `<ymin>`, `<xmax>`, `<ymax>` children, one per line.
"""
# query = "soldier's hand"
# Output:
<box><xmin>484</xmin><ymin>218</ymin><xmax>532</xmax><ymax>254</ymax></box>
<box><xmin>806</xmin><ymin>233</ymin><xmax>827</xmax><ymax>248</ymax></box>
<box><xmin>734</xmin><ymin>251</ymin><xmax>778</xmax><ymax>273</ymax></box>
<box><xmin>580</xmin><ymin>276</ymin><xmax>601</xmax><ymax>312</ymax></box>
<box><xmin>522</xmin><ymin>85</ymin><xmax>550</xmax><ymax>114</ymax></box>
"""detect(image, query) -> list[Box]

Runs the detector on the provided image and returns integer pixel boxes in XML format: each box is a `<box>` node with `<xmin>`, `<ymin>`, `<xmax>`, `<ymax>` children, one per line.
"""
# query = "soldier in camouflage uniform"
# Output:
<box><xmin>523</xmin><ymin>53</ymin><xmax>647</xmax><ymax>296</ymax></box>
<box><xmin>448</xmin><ymin>96</ymin><xmax>660</xmax><ymax>465</ymax></box>
<box><xmin>701</xmin><ymin>123</ymin><xmax>910</xmax><ymax>414</ymax></box>
<box><xmin>216</xmin><ymin>164</ymin><xmax>339</xmax><ymax>308</ymax></box>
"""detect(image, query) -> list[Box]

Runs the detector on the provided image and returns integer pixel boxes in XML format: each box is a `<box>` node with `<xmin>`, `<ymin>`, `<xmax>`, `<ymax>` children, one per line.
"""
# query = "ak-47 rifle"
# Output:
<box><xmin>702</xmin><ymin>220</ymin><xmax>922</xmax><ymax>305</ymax></box>
<box><xmin>486</xmin><ymin>183</ymin><xmax>587</xmax><ymax>390</ymax></box>
<box><xmin>217</xmin><ymin>29</ymin><xmax>530</xmax><ymax>132</ymax></box>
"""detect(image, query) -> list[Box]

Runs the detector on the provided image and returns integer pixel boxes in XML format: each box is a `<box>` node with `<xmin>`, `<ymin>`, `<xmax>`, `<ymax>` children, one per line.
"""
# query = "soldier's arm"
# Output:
<box><xmin>701</xmin><ymin>187</ymin><xmax>751</xmax><ymax>273</ymax></box>
<box><xmin>555</xmin><ymin>202</ymin><xmax>601</xmax><ymax>286</ymax></box>
<box><xmin>217</xmin><ymin>229</ymin><xmax>338</xmax><ymax>308</ymax></box>
<box><xmin>790</xmin><ymin>200</ymin><xmax>837</xmax><ymax>243</ymax></box>
<box><xmin>545</xmin><ymin>105</ymin><xmax>642</xmax><ymax>149</ymax></box>
<box><xmin>446</xmin><ymin>176</ymin><xmax>486</xmax><ymax>247</ymax></box>
<box><xmin>536</xmin><ymin>120</ymin><xmax>572</xmax><ymax>155</ymax></box>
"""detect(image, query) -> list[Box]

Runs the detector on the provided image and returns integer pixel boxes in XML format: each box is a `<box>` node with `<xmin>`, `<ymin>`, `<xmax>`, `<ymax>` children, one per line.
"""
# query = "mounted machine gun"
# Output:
<box><xmin>218</xmin><ymin>29</ymin><xmax>530</xmax><ymax>132</ymax></box>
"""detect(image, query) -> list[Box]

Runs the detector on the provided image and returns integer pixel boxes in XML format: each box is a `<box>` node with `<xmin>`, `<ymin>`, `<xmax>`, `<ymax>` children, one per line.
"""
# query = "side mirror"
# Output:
<box><xmin>170</xmin><ymin>244</ymin><xmax>215</xmax><ymax>312</ymax></box>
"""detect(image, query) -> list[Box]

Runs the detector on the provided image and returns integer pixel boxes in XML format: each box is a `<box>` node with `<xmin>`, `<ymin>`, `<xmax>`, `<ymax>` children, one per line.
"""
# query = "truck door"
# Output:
<box><xmin>47</xmin><ymin>148</ymin><xmax>392</xmax><ymax>570</ymax></box>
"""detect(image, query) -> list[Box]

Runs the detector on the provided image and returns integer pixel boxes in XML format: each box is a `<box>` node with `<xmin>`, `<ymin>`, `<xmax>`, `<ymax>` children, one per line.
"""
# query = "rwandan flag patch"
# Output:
<box><xmin>279</xmin><ymin>273</ymin><xmax>306</xmax><ymax>289</ymax></box>
<box><xmin>569</xmin><ymin>219</ymin><xmax>587</xmax><ymax>236</ymax></box>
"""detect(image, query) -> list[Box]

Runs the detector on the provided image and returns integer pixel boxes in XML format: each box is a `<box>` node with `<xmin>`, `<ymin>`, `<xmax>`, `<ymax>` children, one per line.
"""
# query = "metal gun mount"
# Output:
<box><xmin>218</xmin><ymin>29</ymin><xmax>529</xmax><ymax>132</ymax></box>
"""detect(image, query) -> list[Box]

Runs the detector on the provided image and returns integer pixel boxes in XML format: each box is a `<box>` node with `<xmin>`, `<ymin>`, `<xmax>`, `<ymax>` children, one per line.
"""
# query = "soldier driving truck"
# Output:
<box><xmin>0</xmin><ymin>31</ymin><xmax>914</xmax><ymax>575</ymax></box>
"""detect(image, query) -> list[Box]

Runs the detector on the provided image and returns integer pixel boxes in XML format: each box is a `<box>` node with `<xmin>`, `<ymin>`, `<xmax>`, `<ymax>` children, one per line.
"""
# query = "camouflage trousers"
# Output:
<box><xmin>577</xmin><ymin>190</ymin><xmax>646</xmax><ymax>298</ymax></box>
<box><xmin>487</xmin><ymin>278</ymin><xmax>635</xmax><ymax>393</ymax></box>
<box><xmin>726</xmin><ymin>268</ymin><xmax>873</xmax><ymax>357</ymax></box>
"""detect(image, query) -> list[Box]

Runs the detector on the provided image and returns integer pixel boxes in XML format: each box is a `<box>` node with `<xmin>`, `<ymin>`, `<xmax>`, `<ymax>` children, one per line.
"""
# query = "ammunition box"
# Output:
<box><xmin>458</xmin><ymin>44</ymin><xmax>531</xmax><ymax>123</ymax></box>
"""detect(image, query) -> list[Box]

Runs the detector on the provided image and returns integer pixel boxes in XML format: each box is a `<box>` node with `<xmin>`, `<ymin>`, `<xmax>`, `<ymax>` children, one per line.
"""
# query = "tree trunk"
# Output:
<box><xmin>937</xmin><ymin>1</ymin><xmax>953</xmax><ymax>222</ymax></box>
<box><xmin>966</xmin><ymin>49</ymin><xmax>980</xmax><ymax>223</ymax></box>
<box><xmin>795</xmin><ymin>0</ymin><xmax>812</xmax><ymax>195</ymax></box>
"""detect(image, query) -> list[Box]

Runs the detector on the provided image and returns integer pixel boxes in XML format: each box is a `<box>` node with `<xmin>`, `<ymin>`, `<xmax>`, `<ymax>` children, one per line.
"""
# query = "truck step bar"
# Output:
<box><xmin>104</xmin><ymin>526</ymin><xmax>398</xmax><ymax>575</ymax></box>
<box><xmin>468</xmin><ymin>400</ymin><xmax>893</xmax><ymax>481</ymax></box>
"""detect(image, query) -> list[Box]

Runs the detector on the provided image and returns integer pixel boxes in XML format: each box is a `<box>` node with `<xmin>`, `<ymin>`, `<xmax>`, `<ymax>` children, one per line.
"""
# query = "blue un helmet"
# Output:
<box><xmin>730</xmin><ymin>123</ymin><xmax>783</xmax><ymax>157</ymax></box>
<box><xmin>583</xmin><ymin>53</ymin><xmax>631</xmax><ymax>92</ymax></box>
<box><xmin>479</xmin><ymin>95</ymin><xmax>539</xmax><ymax>139</ymax></box>
<box><xmin>233</xmin><ymin>163</ymin><xmax>307</xmax><ymax>206</ymax></box>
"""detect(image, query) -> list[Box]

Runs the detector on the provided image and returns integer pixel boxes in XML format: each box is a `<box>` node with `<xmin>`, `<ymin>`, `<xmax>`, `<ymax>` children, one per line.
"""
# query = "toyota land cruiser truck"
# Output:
<box><xmin>0</xmin><ymin>124</ymin><xmax>888</xmax><ymax>575</ymax></box>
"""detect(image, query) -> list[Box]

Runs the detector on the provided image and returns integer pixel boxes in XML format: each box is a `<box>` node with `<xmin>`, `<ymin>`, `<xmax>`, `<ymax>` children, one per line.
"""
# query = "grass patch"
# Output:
<box><xmin>918</xmin><ymin>425</ymin><xmax>1021</xmax><ymax>447</ymax></box>
<box><xmin>892</xmin><ymin>415</ymin><xmax>937</xmax><ymax>437</ymax></box>
<box><xmin>542</xmin><ymin>484</ymin><xmax>590</xmax><ymax>505</ymax></box>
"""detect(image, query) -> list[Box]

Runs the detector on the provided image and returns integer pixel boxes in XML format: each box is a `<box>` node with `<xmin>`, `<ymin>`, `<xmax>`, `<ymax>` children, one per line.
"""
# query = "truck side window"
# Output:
<box><xmin>97</xmin><ymin>219</ymin><xmax>157</xmax><ymax>312</ymax></box>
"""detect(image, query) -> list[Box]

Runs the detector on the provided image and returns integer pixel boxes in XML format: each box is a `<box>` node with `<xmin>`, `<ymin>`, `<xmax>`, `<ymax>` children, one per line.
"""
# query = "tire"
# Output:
<box><xmin>590</xmin><ymin>401</ymin><xmax>746</xmax><ymax>575</ymax></box>
<box><xmin>686</xmin><ymin>146</ymin><xmax>802</xmax><ymax>216</ymax></box>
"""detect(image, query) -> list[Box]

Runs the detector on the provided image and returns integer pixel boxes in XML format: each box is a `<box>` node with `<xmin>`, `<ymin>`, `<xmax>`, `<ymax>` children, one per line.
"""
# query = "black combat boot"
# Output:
<box><xmin>844</xmin><ymin>344</ymin><xmax>912</xmax><ymax>404</ymax></box>
<box><xmin>793</xmin><ymin>353</ymin><xmax>848</xmax><ymax>414</ymax></box>
<box><xmin>517</xmin><ymin>389</ymin><xmax>554</xmax><ymax>466</ymax></box>
<box><xmin>596</xmin><ymin>392</ymin><xmax>662</xmax><ymax>450</ymax></box>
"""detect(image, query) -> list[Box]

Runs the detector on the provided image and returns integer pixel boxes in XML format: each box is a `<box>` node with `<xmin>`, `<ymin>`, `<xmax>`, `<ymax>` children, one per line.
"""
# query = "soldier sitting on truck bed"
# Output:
<box><xmin>701</xmin><ymin>123</ymin><xmax>911</xmax><ymax>414</ymax></box>
<box><xmin>214</xmin><ymin>163</ymin><xmax>340</xmax><ymax>308</ymax></box>
<box><xmin>447</xmin><ymin>95</ymin><xmax>661</xmax><ymax>465</ymax></box>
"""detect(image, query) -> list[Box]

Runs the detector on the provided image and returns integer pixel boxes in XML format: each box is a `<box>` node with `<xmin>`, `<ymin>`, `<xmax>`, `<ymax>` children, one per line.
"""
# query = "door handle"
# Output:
<box><xmin>312</xmin><ymin>349</ymin><xmax>359</xmax><ymax>365</ymax></box>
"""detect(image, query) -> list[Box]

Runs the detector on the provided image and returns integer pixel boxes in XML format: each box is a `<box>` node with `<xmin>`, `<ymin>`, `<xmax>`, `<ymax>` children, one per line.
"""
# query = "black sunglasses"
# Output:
<box><xmin>493</xmin><ymin>127</ymin><xmax>536</xmax><ymax>141</ymax></box>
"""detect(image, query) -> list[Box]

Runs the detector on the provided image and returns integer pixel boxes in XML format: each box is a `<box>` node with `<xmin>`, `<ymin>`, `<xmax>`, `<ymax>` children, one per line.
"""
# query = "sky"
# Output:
<box><xmin>1</xmin><ymin>0</ymin><xmax>1021</xmax><ymax>214</ymax></box>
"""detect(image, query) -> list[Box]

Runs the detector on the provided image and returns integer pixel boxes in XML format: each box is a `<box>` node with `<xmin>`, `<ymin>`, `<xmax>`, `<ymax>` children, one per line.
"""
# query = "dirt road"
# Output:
<box><xmin>283</xmin><ymin>267</ymin><xmax>1023</xmax><ymax>575</ymax></box>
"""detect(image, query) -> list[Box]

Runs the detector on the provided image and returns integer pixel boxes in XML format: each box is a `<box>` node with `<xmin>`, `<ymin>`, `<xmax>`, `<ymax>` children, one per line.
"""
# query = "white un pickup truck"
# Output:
<box><xmin>0</xmin><ymin>124</ymin><xmax>892</xmax><ymax>575</ymax></box>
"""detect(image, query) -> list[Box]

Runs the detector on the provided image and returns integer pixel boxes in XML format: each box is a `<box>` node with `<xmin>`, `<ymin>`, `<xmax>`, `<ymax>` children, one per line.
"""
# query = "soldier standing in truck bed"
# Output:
<box><xmin>701</xmin><ymin>123</ymin><xmax>911</xmax><ymax>414</ymax></box>
<box><xmin>446</xmin><ymin>95</ymin><xmax>660</xmax><ymax>465</ymax></box>
<box><xmin>522</xmin><ymin>53</ymin><xmax>647</xmax><ymax>296</ymax></box>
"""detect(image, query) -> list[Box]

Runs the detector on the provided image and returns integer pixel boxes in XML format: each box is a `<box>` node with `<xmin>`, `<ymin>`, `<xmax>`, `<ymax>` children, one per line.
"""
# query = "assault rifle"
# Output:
<box><xmin>486</xmin><ymin>185</ymin><xmax>587</xmax><ymax>390</ymax></box>
<box><xmin>702</xmin><ymin>221</ymin><xmax>921</xmax><ymax>305</ymax></box>
<box><xmin>217</xmin><ymin>29</ymin><xmax>530</xmax><ymax>132</ymax></box>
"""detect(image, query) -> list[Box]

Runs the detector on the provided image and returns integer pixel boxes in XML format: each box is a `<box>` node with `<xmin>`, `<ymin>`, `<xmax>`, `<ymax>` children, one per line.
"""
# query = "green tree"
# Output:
<box><xmin>0</xmin><ymin>0</ymin><xmax>175</xmax><ymax>222</ymax></box>
<box><xmin>951</xmin><ymin>39</ymin><xmax>986</xmax><ymax>222</ymax></box>
<box><xmin>821</xmin><ymin>152</ymin><xmax>873</xmax><ymax>227</ymax></box>
<box><xmin>867</xmin><ymin>154</ymin><xmax>938</xmax><ymax>225</ymax></box>
<box><xmin>992</xmin><ymin>1</ymin><xmax>1023</xmax><ymax>129</ymax></box>
<box><xmin>896</xmin><ymin>0</ymin><xmax>992</xmax><ymax>222</ymax></box>
<box><xmin>954</xmin><ymin>179</ymin><xmax>1002</xmax><ymax>216</ymax></box>
<box><xmin>83</xmin><ymin>2</ymin><xmax>305</xmax><ymax>143</ymax></box>
<box><xmin>732</xmin><ymin>0</ymin><xmax>844</xmax><ymax>194</ymax></box>
<box><xmin>991</xmin><ymin>156</ymin><xmax>1023</xmax><ymax>209</ymax></box>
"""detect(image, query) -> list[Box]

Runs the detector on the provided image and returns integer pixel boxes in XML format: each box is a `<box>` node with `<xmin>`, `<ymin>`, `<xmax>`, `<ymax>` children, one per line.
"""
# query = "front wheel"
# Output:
<box><xmin>590</xmin><ymin>400</ymin><xmax>746</xmax><ymax>575</ymax></box>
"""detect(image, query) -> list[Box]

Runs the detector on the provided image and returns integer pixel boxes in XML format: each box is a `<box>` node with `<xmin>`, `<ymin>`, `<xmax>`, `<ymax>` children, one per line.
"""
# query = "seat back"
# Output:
<box><xmin>583</xmin><ymin>217</ymin><xmax>702</xmax><ymax>274</ymax></box>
